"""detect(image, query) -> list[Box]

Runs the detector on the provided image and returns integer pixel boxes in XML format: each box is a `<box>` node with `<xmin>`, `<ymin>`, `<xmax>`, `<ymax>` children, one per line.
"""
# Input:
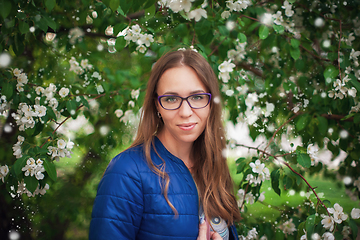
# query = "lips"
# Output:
<box><xmin>178</xmin><ymin>123</ymin><xmax>196</xmax><ymax>131</ymax></box>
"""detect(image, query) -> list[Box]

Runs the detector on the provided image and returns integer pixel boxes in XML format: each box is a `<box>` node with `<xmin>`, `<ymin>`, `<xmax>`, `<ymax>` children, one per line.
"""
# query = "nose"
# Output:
<box><xmin>178</xmin><ymin>99</ymin><xmax>193</xmax><ymax>117</ymax></box>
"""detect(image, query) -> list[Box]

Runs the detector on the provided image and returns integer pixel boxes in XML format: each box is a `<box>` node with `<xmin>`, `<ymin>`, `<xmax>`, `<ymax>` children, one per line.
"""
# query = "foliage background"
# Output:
<box><xmin>0</xmin><ymin>0</ymin><xmax>360</xmax><ymax>239</ymax></box>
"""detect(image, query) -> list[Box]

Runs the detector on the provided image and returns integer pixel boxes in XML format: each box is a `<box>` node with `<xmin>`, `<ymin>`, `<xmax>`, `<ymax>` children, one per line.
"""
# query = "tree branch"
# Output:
<box><xmin>235</xmin><ymin>143</ymin><xmax>331</xmax><ymax>216</ymax></box>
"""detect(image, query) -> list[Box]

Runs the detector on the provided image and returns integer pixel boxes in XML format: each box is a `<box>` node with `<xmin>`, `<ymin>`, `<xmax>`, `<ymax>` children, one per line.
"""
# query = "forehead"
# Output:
<box><xmin>157</xmin><ymin>66</ymin><xmax>208</xmax><ymax>95</ymax></box>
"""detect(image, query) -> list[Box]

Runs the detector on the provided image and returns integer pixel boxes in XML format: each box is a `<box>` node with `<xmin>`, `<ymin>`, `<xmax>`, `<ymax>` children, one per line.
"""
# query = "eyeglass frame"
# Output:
<box><xmin>157</xmin><ymin>93</ymin><xmax>212</xmax><ymax>110</ymax></box>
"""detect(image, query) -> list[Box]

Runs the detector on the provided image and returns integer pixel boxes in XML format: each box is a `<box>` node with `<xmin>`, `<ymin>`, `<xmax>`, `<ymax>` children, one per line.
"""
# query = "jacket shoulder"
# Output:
<box><xmin>105</xmin><ymin>145</ymin><xmax>146</xmax><ymax>176</ymax></box>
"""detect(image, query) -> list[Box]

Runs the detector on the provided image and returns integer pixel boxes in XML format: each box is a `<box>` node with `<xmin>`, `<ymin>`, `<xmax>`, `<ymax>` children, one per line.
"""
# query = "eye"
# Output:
<box><xmin>163</xmin><ymin>96</ymin><xmax>179</xmax><ymax>103</ymax></box>
<box><xmin>190</xmin><ymin>94</ymin><xmax>204</xmax><ymax>101</ymax></box>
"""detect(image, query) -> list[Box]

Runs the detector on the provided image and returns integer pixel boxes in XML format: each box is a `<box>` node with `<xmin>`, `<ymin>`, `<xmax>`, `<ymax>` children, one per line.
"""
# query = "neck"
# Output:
<box><xmin>156</xmin><ymin>132</ymin><xmax>194</xmax><ymax>169</ymax></box>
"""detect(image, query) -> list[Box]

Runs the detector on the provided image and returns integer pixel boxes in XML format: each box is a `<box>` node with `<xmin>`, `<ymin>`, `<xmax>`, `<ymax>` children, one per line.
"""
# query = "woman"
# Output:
<box><xmin>89</xmin><ymin>49</ymin><xmax>241</xmax><ymax>240</ymax></box>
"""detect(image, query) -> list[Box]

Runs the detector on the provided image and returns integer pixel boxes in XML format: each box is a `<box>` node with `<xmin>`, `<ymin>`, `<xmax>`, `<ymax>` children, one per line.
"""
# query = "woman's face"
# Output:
<box><xmin>156</xmin><ymin>66</ymin><xmax>210</xmax><ymax>146</ymax></box>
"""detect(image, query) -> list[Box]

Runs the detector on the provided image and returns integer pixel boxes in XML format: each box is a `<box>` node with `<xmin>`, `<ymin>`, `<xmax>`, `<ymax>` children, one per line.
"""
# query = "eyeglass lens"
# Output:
<box><xmin>159</xmin><ymin>94</ymin><xmax>210</xmax><ymax>110</ymax></box>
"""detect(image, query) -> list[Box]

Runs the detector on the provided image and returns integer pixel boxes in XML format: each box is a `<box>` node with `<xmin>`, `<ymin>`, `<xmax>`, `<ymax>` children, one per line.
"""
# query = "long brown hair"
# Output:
<box><xmin>130</xmin><ymin>49</ymin><xmax>241</xmax><ymax>224</ymax></box>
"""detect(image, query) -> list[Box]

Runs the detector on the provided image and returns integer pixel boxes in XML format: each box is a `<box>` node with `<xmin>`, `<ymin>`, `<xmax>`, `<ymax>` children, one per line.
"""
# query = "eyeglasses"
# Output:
<box><xmin>157</xmin><ymin>93</ymin><xmax>212</xmax><ymax>110</ymax></box>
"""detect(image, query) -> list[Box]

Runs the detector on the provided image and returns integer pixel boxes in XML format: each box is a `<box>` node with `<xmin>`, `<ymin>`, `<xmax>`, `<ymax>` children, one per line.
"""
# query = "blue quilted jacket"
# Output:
<box><xmin>89</xmin><ymin>137</ymin><xmax>239</xmax><ymax>240</ymax></box>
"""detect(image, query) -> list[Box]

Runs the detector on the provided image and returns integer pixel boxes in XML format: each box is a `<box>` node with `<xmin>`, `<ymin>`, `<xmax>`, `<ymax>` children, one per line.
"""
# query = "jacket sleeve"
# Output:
<box><xmin>89</xmin><ymin>152</ymin><xmax>144</xmax><ymax>240</ymax></box>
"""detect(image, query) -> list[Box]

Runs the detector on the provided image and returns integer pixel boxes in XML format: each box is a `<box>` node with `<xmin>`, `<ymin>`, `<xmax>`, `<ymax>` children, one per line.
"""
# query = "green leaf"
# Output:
<box><xmin>80</xmin><ymin>95</ymin><xmax>90</xmax><ymax>109</ymax></box>
<box><xmin>194</xmin><ymin>19</ymin><xmax>212</xmax><ymax>36</ymax></box>
<box><xmin>144</xmin><ymin>0</ymin><xmax>157</xmax><ymax>9</ymax></box>
<box><xmin>24</xmin><ymin>176</ymin><xmax>38</xmax><ymax>193</ymax></box>
<box><xmin>218</xmin><ymin>26</ymin><xmax>229</xmax><ymax>36</ymax></box>
<box><xmin>290</xmin><ymin>47</ymin><xmax>300</xmax><ymax>60</ymax></box>
<box><xmin>2</xmin><ymin>82</ymin><xmax>13</xmax><ymax>100</ymax></box>
<box><xmin>238</xmin><ymin>33</ymin><xmax>247</xmax><ymax>43</ymax></box>
<box><xmin>115</xmin><ymin>37</ymin><xmax>127</xmax><ymax>51</ymax></box>
<box><xmin>283</xmin><ymin>175</ymin><xmax>293</xmax><ymax>189</ymax></box>
<box><xmin>236</xmin><ymin>157</ymin><xmax>246</xmax><ymax>164</ymax></box>
<box><xmin>110</xmin><ymin>0</ymin><xmax>120</xmax><ymax>12</ymax></box>
<box><xmin>271</xmin><ymin>169</ymin><xmax>281</xmax><ymax>196</ymax></box>
<box><xmin>349</xmin><ymin>76</ymin><xmax>360</xmax><ymax>92</ymax></box>
<box><xmin>236</xmin><ymin>161</ymin><xmax>247</xmax><ymax>174</ymax></box>
<box><xmin>45</xmin><ymin>0</ymin><xmax>56</xmax><ymax>11</ymax></box>
<box><xmin>0</xmin><ymin>0</ymin><xmax>12</xmax><ymax>19</ymax></box>
<box><xmin>13</xmin><ymin>33</ymin><xmax>25</xmax><ymax>56</ymax></box>
<box><xmin>297</xmin><ymin>152</ymin><xmax>311</xmax><ymax>168</ymax></box>
<box><xmin>43</xmin><ymin>15</ymin><xmax>57</xmax><ymax>30</ymax></box>
<box><xmin>36</xmin><ymin>18</ymin><xmax>48</xmax><ymax>32</ymax></box>
<box><xmin>119</xmin><ymin>0</ymin><xmax>132</xmax><ymax>15</ymax></box>
<box><xmin>349</xmin><ymin>219</ymin><xmax>358</xmax><ymax>239</ymax></box>
<box><xmin>274</xmin><ymin>229</ymin><xmax>285</xmax><ymax>240</ymax></box>
<box><xmin>43</xmin><ymin>159</ymin><xmax>57</xmax><ymax>181</ymax></box>
<box><xmin>198</xmin><ymin>30</ymin><xmax>213</xmax><ymax>45</ymax></box>
<box><xmin>46</xmin><ymin>107</ymin><xmax>57</xmax><ymax>120</ymax></box>
<box><xmin>317</xmin><ymin>116</ymin><xmax>328</xmax><ymax>135</ymax></box>
<box><xmin>13</xmin><ymin>156</ymin><xmax>28</xmax><ymax>177</ymax></box>
<box><xmin>291</xmin><ymin>38</ymin><xmax>300</xmax><ymax>48</ymax></box>
<box><xmin>273</xmin><ymin>24</ymin><xmax>284</xmax><ymax>34</ymax></box>
<box><xmin>323</xmin><ymin>65</ymin><xmax>339</xmax><ymax>84</ymax></box>
<box><xmin>66</xmin><ymin>99</ymin><xmax>77</xmax><ymax>114</ymax></box>
<box><xmin>113</xmin><ymin>23</ymin><xmax>127</xmax><ymax>36</ymax></box>
<box><xmin>296</xmin><ymin>113</ymin><xmax>311</xmax><ymax>131</ymax></box>
<box><xmin>259</xmin><ymin>25</ymin><xmax>269</xmax><ymax>39</ymax></box>
<box><xmin>19</xmin><ymin>20</ymin><xmax>30</xmax><ymax>34</ymax></box>
<box><xmin>144</xmin><ymin>4</ymin><xmax>155</xmax><ymax>20</ymax></box>
<box><xmin>305</xmin><ymin>215</ymin><xmax>316</xmax><ymax>240</ymax></box>
<box><xmin>327</xmin><ymin>141</ymin><xmax>340</xmax><ymax>155</ymax></box>
<box><xmin>354</xmin><ymin>114</ymin><xmax>360</xmax><ymax>124</ymax></box>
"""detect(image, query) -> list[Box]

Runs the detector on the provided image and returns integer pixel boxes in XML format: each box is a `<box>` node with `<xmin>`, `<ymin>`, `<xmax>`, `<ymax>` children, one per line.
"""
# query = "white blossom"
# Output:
<box><xmin>80</xmin><ymin>59</ymin><xmax>93</xmax><ymax>70</ymax></box>
<box><xmin>68</xmin><ymin>27</ymin><xmax>84</xmax><ymax>44</ymax></box>
<box><xmin>188</xmin><ymin>8</ymin><xmax>207</xmax><ymax>22</ymax></box>
<box><xmin>21</xmin><ymin>158</ymin><xmax>45</xmax><ymax>180</ymax></box>
<box><xmin>128</xmin><ymin>100</ymin><xmax>135</xmax><ymax>108</ymax></box>
<box><xmin>34</xmin><ymin>105</ymin><xmax>47</xmax><ymax>117</ymax></box>
<box><xmin>307</xmin><ymin>144</ymin><xmax>319</xmax><ymax>166</ymax></box>
<box><xmin>57</xmin><ymin>139</ymin><xmax>66</xmax><ymax>149</ymax></box>
<box><xmin>351</xmin><ymin>208</ymin><xmax>360</xmax><ymax>219</ymax></box>
<box><xmin>115</xmin><ymin>109</ymin><xmax>124</xmax><ymax>118</ymax></box>
<box><xmin>35</xmin><ymin>86</ymin><xmax>44</xmax><ymax>95</ymax></box>
<box><xmin>105</xmin><ymin>25</ymin><xmax>114</xmax><ymax>36</ymax></box>
<box><xmin>136</xmin><ymin>44</ymin><xmax>147</xmax><ymax>53</ymax></box>
<box><xmin>342</xmin><ymin>226</ymin><xmax>351</xmax><ymax>239</ymax></box>
<box><xmin>321</xmin><ymin>214</ymin><xmax>334</xmax><ymax>231</ymax></box>
<box><xmin>17</xmin><ymin>73</ymin><xmax>28</xmax><ymax>85</ymax></box>
<box><xmin>278</xmin><ymin>218</ymin><xmax>296</xmax><ymax>236</ymax></box>
<box><xmin>13</xmin><ymin>68</ymin><xmax>22</xmax><ymax>77</ymax></box>
<box><xmin>273</xmin><ymin>11</ymin><xmax>283</xmax><ymax>25</ymax></box>
<box><xmin>169</xmin><ymin>0</ymin><xmax>194</xmax><ymax>13</ymax></box>
<box><xmin>226</xmin><ymin>0</ymin><xmax>251</xmax><ymax>12</ymax></box>
<box><xmin>131</xmin><ymin>89</ymin><xmax>140</xmax><ymax>99</ymax></box>
<box><xmin>246</xmin><ymin>228</ymin><xmax>258</xmax><ymax>239</ymax></box>
<box><xmin>322</xmin><ymin>232</ymin><xmax>334</xmax><ymax>240</ymax></box>
<box><xmin>345</xmin><ymin>33</ymin><xmax>355</xmax><ymax>46</ymax></box>
<box><xmin>219</xmin><ymin>72</ymin><xmax>231</xmax><ymax>83</ymax></box>
<box><xmin>264</xmin><ymin>102</ymin><xmax>275</xmax><ymax>117</ymax></box>
<box><xmin>250</xmin><ymin>159</ymin><xmax>265</xmax><ymax>174</ymax></box>
<box><xmin>245</xmin><ymin>191</ymin><xmax>255</xmax><ymax>204</ymax></box>
<box><xmin>218</xmin><ymin>60</ymin><xmax>236</xmax><ymax>73</ymax></box>
<box><xmin>282</xmin><ymin>0</ymin><xmax>294</xmax><ymax>17</ymax></box>
<box><xmin>139</xmin><ymin>33</ymin><xmax>154</xmax><ymax>47</ymax></box>
<box><xmin>328</xmin><ymin>203</ymin><xmax>348</xmax><ymax>223</ymax></box>
<box><xmin>221</xmin><ymin>10</ymin><xmax>231</xmax><ymax>19</ymax></box>
<box><xmin>0</xmin><ymin>165</ymin><xmax>9</xmax><ymax>182</ymax></box>
<box><xmin>348</xmin><ymin>87</ymin><xmax>357</xmax><ymax>97</ymax></box>
<box><xmin>59</xmin><ymin>87</ymin><xmax>70</xmax><ymax>98</ymax></box>
<box><xmin>350</xmin><ymin>49</ymin><xmax>360</xmax><ymax>60</ymax></box>
<box><xmin>245</xmin><ymin>92</ymin><xmax>258</xmax><ymax>108</ymax></box>
<box><xmin>67</xmin><ymin>140</ymin><xmax>74</xmax><ymax>149</ymax></box>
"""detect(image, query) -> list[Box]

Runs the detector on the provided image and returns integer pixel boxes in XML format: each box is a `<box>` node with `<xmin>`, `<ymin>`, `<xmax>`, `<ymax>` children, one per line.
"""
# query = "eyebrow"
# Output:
<box><xmin>162</xmin><ymin>90</ymin><xmax>206</xmax><ymax>95</ymax></box>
